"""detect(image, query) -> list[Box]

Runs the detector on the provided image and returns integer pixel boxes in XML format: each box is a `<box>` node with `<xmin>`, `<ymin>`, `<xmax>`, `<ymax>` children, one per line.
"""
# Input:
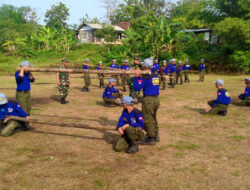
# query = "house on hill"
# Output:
<box><xmin>76</xmin><ymin>23</ymin><xmax>125</xmax><ymax>44</ymax></box>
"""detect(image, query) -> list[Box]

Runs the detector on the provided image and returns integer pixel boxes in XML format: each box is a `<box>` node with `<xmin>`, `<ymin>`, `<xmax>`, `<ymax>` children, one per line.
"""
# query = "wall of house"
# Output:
<box><xmin>78</xmin><ymin>26</ymin><xmax>93</xmax><ymax>43</ymax></box>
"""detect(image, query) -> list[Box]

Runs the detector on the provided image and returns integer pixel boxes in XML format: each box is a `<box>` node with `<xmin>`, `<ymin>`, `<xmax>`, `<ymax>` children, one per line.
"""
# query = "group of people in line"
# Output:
<box><xmin>0</xmin><ymin>58</ymin><xmax>249</xmax><ymax>155</ymax></box>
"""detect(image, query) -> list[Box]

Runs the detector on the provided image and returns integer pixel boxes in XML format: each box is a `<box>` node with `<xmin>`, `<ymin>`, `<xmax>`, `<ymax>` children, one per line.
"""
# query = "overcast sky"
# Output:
<box><xmin>0</xmin><ymin>0</ymin><xmax>106</xmax><ymax>25</ymax></box>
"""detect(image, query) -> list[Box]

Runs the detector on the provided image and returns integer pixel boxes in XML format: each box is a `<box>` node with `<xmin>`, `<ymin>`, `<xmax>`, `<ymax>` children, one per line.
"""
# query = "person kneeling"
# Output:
<box><xmin>102</xmin><ymin>78</ymin><xmax>123</xmax><ymax>107</ymax></box>
<box><xmin>205</xmin><ymin>79</ymin><xmax>231</xmax><ymax>116</ymax></box>
<box><xmin>236</xmin><ymin>77</ymin><xmax>250</xmax><ymax>106</ymax></box>
<box><xmin>114</xmin><ymin>96</ymin><xmax>145</xmax><ymax>154</ymax></box>
<box><xmin>0</xmin><ymin>93</ymin><xmax>31</xmax><ymax>137</ymax></box>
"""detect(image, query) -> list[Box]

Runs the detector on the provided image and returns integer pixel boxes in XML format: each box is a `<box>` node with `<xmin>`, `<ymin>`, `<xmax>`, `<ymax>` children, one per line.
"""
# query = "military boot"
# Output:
<box><xmin>155</xmin><ymin>131</ymin><xmax>160</xmax><ymax>142</ymax></box>
<box><xmin>218</xmin><ymin>110</ymin><xmax>227</xmax><ymax>116</ymax></box>
<box><xmin>81</xmin><ymin>87</ymin><xmax>87</xmax><ymax>91</ymax></box>
<box><xmin>21</xmin><ymin>122</ymin><xmax>35</xmax><ymax>131</ymax></box>
<box><xmin>126</xmin><ymin>142</ymin><xmax>139</xmax><ymax>154</ymax></box>
<box><xmin>140</xmin><ymin>136</ymin><xmax>156</xmax><ymax>146</ymax></box>
<box><xmin>61</xmin><ymin>97</ymin><xmax>66</xmax><ymax>104</ymax></box>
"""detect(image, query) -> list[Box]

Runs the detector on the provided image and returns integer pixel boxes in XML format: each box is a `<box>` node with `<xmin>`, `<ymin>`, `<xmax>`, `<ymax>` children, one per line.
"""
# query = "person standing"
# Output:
<box><xmin>120</xmin><ymin>59</ymin><xmax>130</xmax><ymax>92</ymax></box>
<box><xmin>97</xmin><ymin>61</ymin><xmax>105</xmax><ymax>88</ymax></box>
<box><xmin>134</xmin><ymin>58</ymin><xmax>160</xmax><ymax>145</ymax></box>
<box><xmin>205</xmin><ymin>79</ymin><xmax>231</xmax><ymax>116</ymax></box>
<box><xmin>159</xmin><ymin>60</ymin><xmax>167</xmax><ymax>90</ymax></box>
<box><xmin>183</xmin><ymin>60</ymin><xmax>191</xmax><ymax>83</ymax></box>
<box><xmin>15</xmin><ymin>61</ymin><xmax>35</xmax><ymax>116</ymax></box>
<box><xmin>110</xmin><ymin>60</ymin><xmax>120</xmax><ymax>85</ymax></box>
<box><xmin>169</xmin><ymin>59</ymin><xmax>177</xmax><ymax>88</ymax></box>
<box><xmin>199</xmin><ymin>59</ymin><xmax>206</xmax><ymax>82</ymax></box>
<box><xmin>114</xmin><ymin>96</ymin><xmax>145</xmax><ymax>154</ymax></box>
<box><xmin>235</xmin><ymin>77</ymin><xmax>250</xmax><ymax>106</ymax></box>
<box><xmin>152</xmin><ymin>59</ymin><xmax>160</xmax><ymax>74</ymax></box>
<box><xmin>176</xmin><ymin>61</ymin><xmax>184</xmax><ymax>85</ymax></box>
<box><xmin>82</xmin><ymin>59</ymin><xmax>91</xmax><ymax>92</ymax></box>
<box><xmin>0</xmin><ymin>93</ymin><xmax>31</xmax><ymax>137</ymax></box>
<box><xmin>57</xmin><ymin>58</ymin><xmax>71</xmax><ymax>104</ymax></box>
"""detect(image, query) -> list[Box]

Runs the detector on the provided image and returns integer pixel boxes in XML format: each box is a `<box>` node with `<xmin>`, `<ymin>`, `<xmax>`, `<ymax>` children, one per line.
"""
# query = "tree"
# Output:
<box><xmin>44</xmin><ymin>2</ymin><xmax>69</xmax><ymax>29</ymax></box>
<box><xmin>95</xmin><ymin>25</ymin><xmax>118</xmax><ymax>52</ymax></box>
<box><xmin>0</xmin><ymin>4</ymin><xmax>38</xmax><ymax>51</ymax></box>
<box><xmin>80</xmin><ymin>14</ymin><xmax>102</xmax><ymax>24</ymax></box>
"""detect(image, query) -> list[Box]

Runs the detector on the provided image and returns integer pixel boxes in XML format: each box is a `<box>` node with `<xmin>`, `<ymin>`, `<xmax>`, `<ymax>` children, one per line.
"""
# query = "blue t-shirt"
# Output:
<box><xmin>83</xmin><ymin>65</ymin><xmax>90</xmax><ymax>70</ymax></box>
<box><xmin>117</xmin><ymin>108</ymin><xmax>144</xmax><ymax>130</ymax></box>
<box><xmin>211</xmin><ymin>88</ymin><xmax>231</xmax><ymax>107</ymax></box>
<box><xmin>102</xmin><ymin>86</ymin><xmax>119</xmax><ymax>99</ymax></box>
<box><xmin>0</xmin><ymin>101</ymin><xmax>27</xmax><ymax>121</ymax></box>
<box><xmin>183</xmin><ymin>64</ymin><xmax>191</xmax><ymax>70</ymax></box>
<box><xmin>134</xmin><ymin>73</ymin><xmax>159</xmax><ymax>96</ymax></box>
<box><xmin>110</xmin><ymin>64</ymin><xmax>119</xmax><ymax>69</ymax></box>
<box><xmin>15</xmin><ymin>71</ymin><xmax>35</xmax><ymax>91</ymax></box>
<box><xmin>200</xmin><ymin>63</ymin><xmax>205</xmax><ymax>71</ymax></box>
<box><xmin>241</xmin><ymin>87</ymin><xmax>250</xmax><ymax>99</ymax></box>
<box><xmin>169</xmin><ymin>64</ymin><xmax>177</xmax><ymax>73</ymax></box>
<box><xmin>151</xmin><ymin>63</ymin><xmax>160</xmax><ymax>72</ymax></box>
<box><xmin>121</xmin><ymin>65</ymin><xmax>130</xmax><ymax>70</ymax></box>
<box><xmin>176</xmin><ymin>66</ymin><xmax>183</xmax><ymax>74</ymax></box>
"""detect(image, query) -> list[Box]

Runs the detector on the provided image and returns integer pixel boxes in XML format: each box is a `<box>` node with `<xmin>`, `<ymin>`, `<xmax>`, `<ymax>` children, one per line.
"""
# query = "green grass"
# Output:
<box><xmin>168</xmin><ymin>140</ymin><xmax>200</xmax><ymax>150</ymax></box>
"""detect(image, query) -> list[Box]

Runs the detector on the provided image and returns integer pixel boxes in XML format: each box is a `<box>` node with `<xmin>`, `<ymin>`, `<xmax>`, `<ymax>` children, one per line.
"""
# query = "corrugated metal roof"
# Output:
<box><xmin>82</xmin><ymin>23</ymin><xmax>124</xmax><ymax>31</ymax></box>
<box><xmin>184</xmin><ymin>29</ymin><xmax>210</xmax><ymax>32</ymax></box>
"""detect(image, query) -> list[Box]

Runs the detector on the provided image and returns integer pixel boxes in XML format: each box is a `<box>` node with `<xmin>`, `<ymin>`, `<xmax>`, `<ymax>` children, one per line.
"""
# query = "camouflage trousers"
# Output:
<box><xmin>184</xmin><ymin>70</ymin><xmax>190</xmax><ymax>82</ymax></box>
<box><xmin>176</xmin><ymin>71</ymin><xmax>183</xmax><ymax>84</ymax></box>
<box><xmin>121</xmin><ymin>75</ymin><xmax>128</xmax><ymax>90</ymax></box>
<box><xmin>98</xmin><ymin>74</ymin><xmax>104</xmax><ymax>86</ymax></box>
<box><xmin>142</xmin><ymin>96</ymin><xmax>160</xmax><ymax>138</ymax></box>
<box><xmin>84</xmin><ymin>73</ymin><xmax>91</xmax><ymax>88</ymax></box>
<box><xmin>0</xmin><ymin>120</ymin><xmax>23</xmax><ymax>137</ymax></box>
<box><xmin>199</xmin><ymin>70</ymin><xmax>205</xmax><ymax>81</ymax></box>
<box><xmin>103</xmin><ymin>92</ymin><xmax>123</xmax><ymax>106</ymax></box>
<box><xmin>206</xmin><ymin>102</ymin><xmax>228</xmax><ymax>115</ymax></box>
<box><xmin>236</xmin><ymin>96</ymin><xmax>250</xmax><ymax>106</ymax></box>
<box><xmin>58</xmin><ymin>81</ymin><xmax>69</xmax><ymax>98</ymax></box>
<box><xmin>16</xmin><ymin>91</ymin><xmax>31</xmax><ymax>115</ymax></box>
<box><xmin>159</xmin><ymin>74</ymin><xmax>166</xmax><ymax>88</ymax></box>
<box><xmin>114</xmin><ymin>126</ymin><xmax>144</xmax><ymax>152</ymax></box>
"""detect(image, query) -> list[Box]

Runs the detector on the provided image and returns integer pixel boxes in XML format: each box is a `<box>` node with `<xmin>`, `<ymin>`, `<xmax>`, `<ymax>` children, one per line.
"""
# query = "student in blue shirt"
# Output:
<box><xmin>236</xmin><ymin>77</ymin><xmax>250</xmax><ymax>106</ymax></box>
<box><xmin>159</xmin><ymin>60</ymin><xmax>167</xmax><ymax>90</ymax></box>
<box><xmin>114</xmin><ymin>96</ymin><xmax>145</xmax><ymax>154</ymax></box>
<box><xmin>15</xmin><ymin>61</ymin><xmax>35</xmax><ymax>116</ymax></box>
<box><xmin>120</xmin><ymin>59</ymin><xmax>130</xmax><ymax>92</ymax></box>
<box><xmin>151</xmin><ymin>59</ymin><xmax>160</xmax><ymax>74</ymax></box>
<box><xmin>169</xmin><ymin>59</ymin><xmax>177</xmax><ymax>88</ymax></box>
<box><xmin>0</xmin><ymin>93</ymin><xmax>31</xmax><ymax>137</ymax></box>
<box><xmin>102</xmin><ymin>78</ymin><xmax>123</xmax><ymax>107</ymax></box>
<box><xmin>133</xmin><ymin>58</ymin><xmax>160</xmax><ymax>145</ymax></box>
<box><xmin>176</xmin><ymin>61</ymin><xmax>184</xmax><ymax>84</ymax></box>
<box><xmin>199</xmin><ymin>59</ymin><xmax>206</xmax><ymax>82</ymax></box>
<box><xmin>110</xmin><ymin>60</ymin><xmax>120</xmax><ymax>85</ymax></box>
<box><xmin>183</xmin><ymin>60</ymin><xmax>191</xmax><ymax>83</ymax></box>
<box><xmin>206</xmin><ymin>79</ymin><xmax>231</xmax><ymax>116</ymax></box>
<box><xmin>82</xmin><ymin>59</ymin><xmax>91</xmax><ymax>92</ymax></box>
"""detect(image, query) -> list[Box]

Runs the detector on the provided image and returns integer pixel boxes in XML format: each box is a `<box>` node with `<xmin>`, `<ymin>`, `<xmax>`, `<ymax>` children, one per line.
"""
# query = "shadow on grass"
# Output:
<box><xmin>184</xmin><ymin>106</ymin><xmax>205</xmax><ymax>114</ymax></box>
<box><xmin>49</xmin><ymin>94</ymin><xmax>60</xmax><ymax>103</ymax></box>
<box><xmin>33</xmin><ymin>82</ymin><xmax>54</xmax><ymax>85</ymax></box>
<box><xmin>31</xmin><ymin>130</ymin><xmax>104</xmax><ymax>141</ymax></box>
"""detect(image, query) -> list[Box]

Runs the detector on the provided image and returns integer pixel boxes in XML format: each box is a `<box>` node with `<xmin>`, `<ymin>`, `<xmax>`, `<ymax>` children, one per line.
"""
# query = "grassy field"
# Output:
<box><xmin>0</xmin><ymin>73</ymin><xmax>249</xmax><ymax>190</ymax></box>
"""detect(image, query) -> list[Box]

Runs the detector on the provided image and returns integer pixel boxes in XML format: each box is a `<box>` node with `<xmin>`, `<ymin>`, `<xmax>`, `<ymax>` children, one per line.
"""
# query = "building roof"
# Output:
<box><xmin>80</xmin><ymin>23</ymin><xmax>124</xmax><ymax>31</ymax></box>
<box><xmin>117</xmin><ymin>22</ymin><xmax>130</xmax><ymax>30</ymax></box>
<box><xmin>184</xmin><ymin>29</ymin><xmax>210</xmax><ymax>33</ymax></box>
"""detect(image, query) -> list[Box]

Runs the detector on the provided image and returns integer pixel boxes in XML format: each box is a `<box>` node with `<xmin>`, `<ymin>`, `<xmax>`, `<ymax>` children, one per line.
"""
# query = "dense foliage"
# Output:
<box><xmin>0</xmin><ymin>0</ymin><xmax>249</xmax><ymax>73</ymax></box>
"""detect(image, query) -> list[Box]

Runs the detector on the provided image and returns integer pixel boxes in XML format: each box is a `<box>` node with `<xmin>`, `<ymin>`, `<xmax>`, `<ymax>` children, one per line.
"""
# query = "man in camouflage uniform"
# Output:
<box><xmin>57</xmin><ymin>58</ymin><xmax>71</xmax><ymax>104</ymax></box>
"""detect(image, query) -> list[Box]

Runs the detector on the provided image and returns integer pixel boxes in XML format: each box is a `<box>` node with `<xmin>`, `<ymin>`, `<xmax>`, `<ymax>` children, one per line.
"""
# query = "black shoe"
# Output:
<box><xmin>61</xmin><ymin>98</ymin><xmax>66</xmax><ymax>104</ymax></box>
<box><xmin>140</xmin><ymin>136</ymin><xmax>156</xmax><ymax>146</ymax></box>
<box><xmin>218</xmin><ymin>110</ymin><xmax>227</xmax><ymax>116</ymax></box>
<box><xmin>21</xmin><ymin>122</ymin><xmax>35</xmax><ymax>131</ymax></box>
<box><xmin>86</xmin><ymin>88</ymin><xmax>89</xmax><ymax>92</ymax></box>
<box><xmin>155</xmin><ymin>132</ymin><xmax>160</xmax><ymax>142</ymax></box>
<box><xmin>81</xmin><ymin>87</ymin><xmax>87</xmax><ymax>91</ymax></box>
<box><xmin>126</xmin><ymin>142</ymin><xmax>139</xmax><ymax>154</ymax></box>
<box><xmin>104</xmin><ymin>102</ymin><xmax>111</xmax><ymax>107</ymax></box>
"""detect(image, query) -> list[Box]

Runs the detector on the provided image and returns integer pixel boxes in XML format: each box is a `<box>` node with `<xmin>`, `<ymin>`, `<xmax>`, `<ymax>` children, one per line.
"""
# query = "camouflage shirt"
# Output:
<box><xmin>59</xmin><ymin>65</ymin><xmax>69</xmax><ymax>83</ymax></box>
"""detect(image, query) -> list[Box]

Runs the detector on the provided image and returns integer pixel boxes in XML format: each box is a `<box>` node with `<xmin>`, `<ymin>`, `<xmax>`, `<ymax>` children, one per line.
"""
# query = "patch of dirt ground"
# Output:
<box><xmin>0</xmin><ymin>73</ymin><xmax>249</xmax><ymax>190</ymax></box>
